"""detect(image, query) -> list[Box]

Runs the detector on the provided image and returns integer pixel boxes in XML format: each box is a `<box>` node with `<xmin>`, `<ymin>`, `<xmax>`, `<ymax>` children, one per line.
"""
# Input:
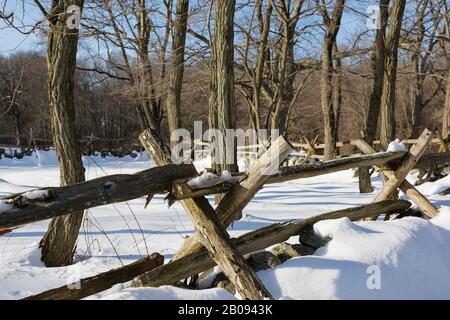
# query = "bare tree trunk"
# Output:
<box><xmin>436</xmin><ymin>0</ymin><xmax>450</xmax><ymax>138</ymax></box>
<box><xmin>364</xmin><ymin>0</ymin><xmax>389</xmax><ymax>145</ymax></box>
<box><xmin>166</xmin><ymin>0</ymin><xmax>189</xmax><ymax>147</ymax></box>
<box><xmin>12</xmin><ymin>112</ymin><xmax>21</xmax><ymax>146</ymax></box>
<box><xmin>250</xmin><ymin>0</ymin><xmax>272</xmax><ymax>133</ymax></box>
<box><xmin>267</xmin><ymin>0</ymin><xmax>304</xmax><ymax>136</ymax></box>
<box><xmin>40</xmin><ymin>0</ymin><xmax>86</xmax><ymax>267</ymax></box>
<box><xmin>318</xmin><ymin>0</ymin><xmax>345</xmax><ymax>160</ymax></box>
<box><xmin>379</xmin><ymin>0</ymin><xmax>406</xmax><ymax>148</ymax></box>
<box><xmin>137</xmin><ymin>0</ymin><xmax>160</xmax><ymax>132</ymax></box>
<box><xmin>333</xmin><ymin>43</ymin><xmax>343</xmax><ymax>150</ymax></box>
<box><xmin>410</xmin><ymin>59</ymin><xmax>424</xmax><ymax>138</ymax></box>
<box><xmin>321</xmin><ymin>41</ymin><xmax>337</xmax><ymax>161</ymax></box>
<box><xmin>410</xmin><ymin>0</ymin><xmax>433</xmax><ymax>138</ymax></box>
<box><xmin>360</xmin><ymin>0</ymin><xmax>390</xmax><ymax>193</ymax></box>
<box><xmin>209</xmin><ymin>0</ymin><xmax>238</xmax><ymax>175</ymax></box>
<box><xmin>270</xmin><ymin>24</ymin><xmax>296</xmax><ymax>136</ymax></box>
<box><xmin>443</xmin><ymin>68</ymin><xmax>450</xmax><ymax>139</ymax></box>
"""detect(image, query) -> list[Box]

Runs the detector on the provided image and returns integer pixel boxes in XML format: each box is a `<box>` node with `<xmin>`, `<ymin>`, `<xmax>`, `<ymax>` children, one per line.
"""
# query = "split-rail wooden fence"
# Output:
<box><xmin>0</xmin><ymin>128</ymin><xmax>448</xmax><ymax>300</ymax></box>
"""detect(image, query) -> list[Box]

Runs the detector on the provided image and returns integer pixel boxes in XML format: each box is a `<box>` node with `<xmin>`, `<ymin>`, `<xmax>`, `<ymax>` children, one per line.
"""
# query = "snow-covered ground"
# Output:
<box><xmin>1</xmin><ymin>150</ymin><xmax>450</xmax><ymax>300</ymax></box>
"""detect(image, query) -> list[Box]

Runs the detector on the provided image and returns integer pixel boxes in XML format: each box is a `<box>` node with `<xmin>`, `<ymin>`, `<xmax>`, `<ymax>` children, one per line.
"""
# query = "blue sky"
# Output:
<box><xmin>0</xmin><ymin>0</ymin><xmax>373</xmax><ymax>56</ymax></box>
<box><xmin>0</xmin><ymin>1</ymin><xmax>45</xmax><ymax>54</ymax></box>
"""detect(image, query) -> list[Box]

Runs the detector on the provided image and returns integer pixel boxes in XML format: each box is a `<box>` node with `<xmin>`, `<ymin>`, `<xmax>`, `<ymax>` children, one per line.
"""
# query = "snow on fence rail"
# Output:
<box><xmin>0</xmin><ymin>128</ymin><xmax>447</xmax><ymax>300</ymax></box>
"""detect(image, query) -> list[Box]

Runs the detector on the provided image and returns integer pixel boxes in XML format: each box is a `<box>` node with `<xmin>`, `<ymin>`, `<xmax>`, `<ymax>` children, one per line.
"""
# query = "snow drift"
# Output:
<box><xmin>257</xmin><ymin>209</ymin><xmax>450</xmax><ymax>300</ymax></box>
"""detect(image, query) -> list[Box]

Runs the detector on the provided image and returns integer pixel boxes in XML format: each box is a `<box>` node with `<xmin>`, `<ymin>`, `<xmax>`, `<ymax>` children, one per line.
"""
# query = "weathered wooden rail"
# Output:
<box><xmin>0</xmin><ymin>164</ymin><xmax>195</xmax><ymax>230</ymax></box>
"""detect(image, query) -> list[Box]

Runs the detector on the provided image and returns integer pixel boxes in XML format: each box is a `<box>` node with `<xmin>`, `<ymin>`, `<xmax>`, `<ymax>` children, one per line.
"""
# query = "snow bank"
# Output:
<box><xmin>0</xmin><ymin>149</ymin><xmax>154</xmax><ymax>168</ymax></box>
<box><xmin>258</xmin><ymin>208</ymin><xmax>450</xmax><ymax>299</ymax></box>
<box><xmin>415</xmin><ymin>174</ymin><xmax>450</xmax><ymax>197</ymax></box>
<box><xmin>35</xmin><ymin>149</ymin><xmax>59</xmax><ymax>166</ymax></box>
<box><xmin>97</xmin><ymin>208</ymin><xmax>450</xmax><ymax>300</ymax></box>
<box><xmin>386</xmin><ymin>139</ymin><xmax>407</xmax><ymax>153</ymax></box>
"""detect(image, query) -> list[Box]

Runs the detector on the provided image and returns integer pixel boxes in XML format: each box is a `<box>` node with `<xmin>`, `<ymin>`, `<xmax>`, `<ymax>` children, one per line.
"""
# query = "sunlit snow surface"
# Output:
<box><xmin>1</xmin><ymin>150</ymin><xmax>450</xmax><ymax>300</ymax></box>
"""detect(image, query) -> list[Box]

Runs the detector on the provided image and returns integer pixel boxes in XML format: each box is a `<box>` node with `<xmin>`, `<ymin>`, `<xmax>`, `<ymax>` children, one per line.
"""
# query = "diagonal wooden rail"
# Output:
<box><xmin>138</xmin><ymin>129</ymin><xmax>293</xmax><ymax>299</ymax></box>
<box><xmin>23</xmin><ymin>253</ymin><xmax>164</xmax><ymax>300</ymax></box>
<box><xmin>353</xmin><ymin>138</ymin><xmax>438</xmax><ymax>218</ymax></box>
<box><xmin>355</xmin><ymin>129</ymin><xmax>437</xmax><ymax>220</ymax></box>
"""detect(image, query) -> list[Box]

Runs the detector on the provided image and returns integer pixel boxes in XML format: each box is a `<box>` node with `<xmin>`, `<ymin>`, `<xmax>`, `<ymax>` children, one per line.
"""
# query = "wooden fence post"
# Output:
<box><xmin>354</xmin><ymin>129</ymin><xmax>438</xmax><ymax>219</ymax></box>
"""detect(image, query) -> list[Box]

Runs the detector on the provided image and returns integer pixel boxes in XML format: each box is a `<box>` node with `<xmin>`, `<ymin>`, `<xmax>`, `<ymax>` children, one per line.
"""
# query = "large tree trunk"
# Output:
<box><xmin>270</xmin><ymin>24</ymin><xmax>296</xmax><ymax>136</ymax></box>
<box><xmin>321</xmin><ymin>40</ymin><xmax>337</xmax><ymax>160</ymax></box>
<box><xmin>166</xmin><ymin>0</ymin><xmax>189</xmax><ymax>147</ymax></box>
<box><xmin>442</xmin><ymin>68</ymin><xmax>450</xmax><ymax>139</ymax></box>
<box><xmin>40</xmin><ymin>0</ymin><xmax>86</xmax><ymax>267</ymax></box>
<box><xmin>319</xmin><ymin>0</ymin><xmax>345</xmax><ymax>160</ymax></box>
<box><xmin>379</xmin><ymin>0</ymin><xmax>406</xmax><ymax>148</ymax></box>
<box><xmin>360</xmin><ymin>0</ymin><xmax>390</xmax><ymax>193</ymax></box>
<box><xmin>209</xmin><ymin>0</ymin><xmax>238</xmax><ymax>175</ymax></box>
<box><xmin>333</xmin><ymin>43</ymin><xmax>343</xmax><ymax>147</ymax></box>
<box><xmin>249</xmin><ymin>0</ymin><xmax>272</xmax><ymax>133</ymax></box>
<box><xmin>13</xmin><ymin>112</ymin><xmax>22</xmax><ymax>146</ymax></box>
<box><xmin>410</xmin><ymin>58</ymin><xmax>425</xmax><ymax>138</ymax></box>
<box><xmin>267</xmin><ymin>1</ymin><xmax>304</xmax><ymax>136</ymax></box>
<box><xmin>409</xmin><ymin>0</ymin><xmax>430</xmax><ymax>138</ymax></box>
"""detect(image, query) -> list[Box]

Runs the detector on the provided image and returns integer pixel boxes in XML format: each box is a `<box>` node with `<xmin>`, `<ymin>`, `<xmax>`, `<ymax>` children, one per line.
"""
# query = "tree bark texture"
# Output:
<box><xmin>319</xmin><ymin>0</ymin><xmax>346</xmax><ymax>160</ymax></box>
<box><xmin>359</xmin><ymin>0</ymin><xmax>390</xmax><ymax>193</ymax></box>
<box><xmin>40</xmin><ymin>0</ymin><xmax>86</xmax><ymax>267</ymax></box>
<box><xmin>166</xmin><ymin>0</ymin><xmax>189</xmax><ymax>147</ymax></box>
<box><xmin>379</xmin><ymin>0</ymin><xmax>406</xmax><ymax>148</ymax></box>
<box><xmin>209</xmin><ymin>0</ymin><xmax>238</xmax><ymax>175</ymax></box>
